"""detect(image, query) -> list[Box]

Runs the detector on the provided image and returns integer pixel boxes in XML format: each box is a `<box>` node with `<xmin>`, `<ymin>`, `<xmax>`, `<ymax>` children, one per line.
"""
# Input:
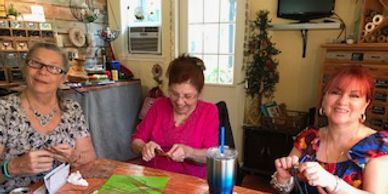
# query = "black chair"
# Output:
<box><xmin>216</xmin><ymin>101</ymin><xmax>245</xmax><ymax>186</ymax></box>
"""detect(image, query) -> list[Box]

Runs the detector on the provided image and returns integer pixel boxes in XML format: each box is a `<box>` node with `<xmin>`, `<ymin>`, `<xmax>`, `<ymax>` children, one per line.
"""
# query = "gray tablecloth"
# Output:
<box><xmin>66</xmin><ymin>82</ymin><xmax>142</xmax><ymax>161</ymax></box>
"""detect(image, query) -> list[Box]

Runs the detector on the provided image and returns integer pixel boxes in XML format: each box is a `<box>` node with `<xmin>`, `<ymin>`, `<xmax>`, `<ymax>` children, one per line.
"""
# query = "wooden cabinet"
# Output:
<box><xmin>317</xmin><ymin>44</ymin><xmax>388</xmax><ymax>130</ymax></box>
<box><xmin>242</xmin><ymin>125</ymin><xmax>295</xmax><ymax>177</ymax></box>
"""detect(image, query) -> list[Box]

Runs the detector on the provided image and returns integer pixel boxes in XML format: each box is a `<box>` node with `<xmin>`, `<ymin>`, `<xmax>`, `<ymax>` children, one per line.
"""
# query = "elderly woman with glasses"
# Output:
<box><xmin>131</xmin><ymin>55</ymin><xmax>219</xmax><ymax>178</ymax></box>
<box><xmin>0</xmin><ymin>42</ymin><xmax>96</xmax><ymax>192</ymax></box>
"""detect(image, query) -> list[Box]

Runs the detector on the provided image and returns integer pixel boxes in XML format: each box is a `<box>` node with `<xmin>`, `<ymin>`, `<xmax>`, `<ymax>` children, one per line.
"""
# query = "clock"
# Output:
<box><xmin>68</xmin><ymin>28</ymin><xmax>86</xmax><ymax>48</ymax></box>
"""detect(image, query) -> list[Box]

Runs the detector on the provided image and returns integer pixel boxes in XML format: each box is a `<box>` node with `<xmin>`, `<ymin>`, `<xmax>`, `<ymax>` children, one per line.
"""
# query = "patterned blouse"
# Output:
<box><xmin>0</xmin><ymin>93</ymin><xmax>90</xmax><ymax>192</ymax></box>
<box><xmin>294</xmin><ymin>127</ymin><xmax>388</xmax><ymax>193</ymax></box>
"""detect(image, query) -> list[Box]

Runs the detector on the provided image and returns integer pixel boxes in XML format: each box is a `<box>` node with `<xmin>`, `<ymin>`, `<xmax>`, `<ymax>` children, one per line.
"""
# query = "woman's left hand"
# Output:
<box><xmin>299</xmin><ymin>162</ymin><xmax>337</xmax><ymax>190</ymax></box>
<box><xmin>166</xmin><ymin>144</ymin><xmax>192</xmax><ymax>162</ymax></box>
<box><xmin>47</xmin><ymin>144</ymin><xmax>75</xmax><ymax>164</ymax></box>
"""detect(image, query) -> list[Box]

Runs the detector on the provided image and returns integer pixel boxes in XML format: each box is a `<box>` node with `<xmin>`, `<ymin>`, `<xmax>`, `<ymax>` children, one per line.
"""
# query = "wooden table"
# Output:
<box><xmin>48</xmin><ymin>159</ymin><xmax>269</xmax><ymax>194</ymax></box>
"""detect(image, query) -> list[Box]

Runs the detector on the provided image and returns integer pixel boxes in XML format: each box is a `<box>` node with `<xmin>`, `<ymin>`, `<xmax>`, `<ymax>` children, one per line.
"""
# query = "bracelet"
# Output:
<box><xmin>330</xmin><ymin>175</ymin><xmax>341</xmax><ymax>194</ymax></box>
<box><xmin>270</xmin><ymin>171</ymin><xmax>294</xmax><ymax>193</ymax></box>
<box><xmin>1</xmin><ymin>160</ymin><xmax>12</xmax><ymax>179</ymax></box>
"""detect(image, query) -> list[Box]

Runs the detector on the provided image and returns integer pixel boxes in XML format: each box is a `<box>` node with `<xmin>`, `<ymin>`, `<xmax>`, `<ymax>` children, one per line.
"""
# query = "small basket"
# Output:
<box><xmin>261</xmin><ymin>110</ymin><xmax>308</xmax><ymax>134</ymax></box>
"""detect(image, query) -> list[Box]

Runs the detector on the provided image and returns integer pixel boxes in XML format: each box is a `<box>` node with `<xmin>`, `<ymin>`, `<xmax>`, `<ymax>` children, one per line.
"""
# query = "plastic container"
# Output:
<box><xmin>111</xmin><ymin>60</ymin><xmax>120</xmax><ymax>71</ymax></box>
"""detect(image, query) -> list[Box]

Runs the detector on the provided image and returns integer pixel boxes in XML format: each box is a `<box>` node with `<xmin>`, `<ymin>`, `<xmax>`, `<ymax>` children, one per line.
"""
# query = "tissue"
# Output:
<box><xmin>67</xmin><ymin>171</ymin><xmax>89</xmax><ymax>186</ymax></box>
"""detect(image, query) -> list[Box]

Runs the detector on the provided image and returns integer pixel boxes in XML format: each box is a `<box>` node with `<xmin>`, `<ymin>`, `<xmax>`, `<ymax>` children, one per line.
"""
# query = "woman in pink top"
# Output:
<box><xmin>131</xmin><ymin>55</ymin><xmax>219</xmax><ymax>178</ymax></box>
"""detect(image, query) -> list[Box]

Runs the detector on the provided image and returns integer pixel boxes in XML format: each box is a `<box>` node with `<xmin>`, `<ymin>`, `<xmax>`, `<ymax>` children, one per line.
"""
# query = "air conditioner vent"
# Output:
<box><xmin>128</xmin><ymin>26</ymin><xmax>161</xmax><ymax>54</ymax></box>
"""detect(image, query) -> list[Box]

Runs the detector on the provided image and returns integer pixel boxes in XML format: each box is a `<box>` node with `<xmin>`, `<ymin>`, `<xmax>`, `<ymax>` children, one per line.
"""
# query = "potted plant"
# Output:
<box><xmin>7</xmin><ymin>4</ymin><xmax>18</xmax><ymax>20</ymax></box>
<box><xmin>243</xmin><ymin>10</ymin><xmax>281</xmax><ymax>124</ymax></box>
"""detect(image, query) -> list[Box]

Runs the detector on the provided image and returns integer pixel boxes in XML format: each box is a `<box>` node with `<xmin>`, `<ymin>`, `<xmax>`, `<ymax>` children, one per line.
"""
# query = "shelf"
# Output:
<box><xmin>269</xmin><ymin>22</ymin><xmax>341</xmax><ymax>31</ymax></box>
<box><xmin>360</xmin><ymin>17</ymin><xmax>388</xmax><ymax>43</ymax></box>
<box><xmin>269</xmin><ymin>21</ymin><xmax>342</xmax><ymax>58</ymax></box>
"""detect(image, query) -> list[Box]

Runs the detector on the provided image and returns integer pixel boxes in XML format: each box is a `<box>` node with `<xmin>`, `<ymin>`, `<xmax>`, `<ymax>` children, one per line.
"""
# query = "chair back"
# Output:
<box><xmin>216</xmin><ymin>101</ymin><xmax>244</xmax><ymax>186</ymax></box>
<box><xmin>216</xmin><ymin>101</ymin><xmax>236</xmax><ymax>148</ymax></box>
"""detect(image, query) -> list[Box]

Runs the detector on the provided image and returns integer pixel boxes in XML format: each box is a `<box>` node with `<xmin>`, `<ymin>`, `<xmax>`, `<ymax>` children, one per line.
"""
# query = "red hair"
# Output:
<box><xmin>323</xmin><ymin>65</ymin><xmax>374</xmax><ymax>103</ymax></box>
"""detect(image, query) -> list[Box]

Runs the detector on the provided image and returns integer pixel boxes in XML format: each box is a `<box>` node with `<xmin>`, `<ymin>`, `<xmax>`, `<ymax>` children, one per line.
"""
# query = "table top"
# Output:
<box><xmin>49</xmin><ymin>159</ymin><xmax>269</xmax><ymax>194</ymax></box>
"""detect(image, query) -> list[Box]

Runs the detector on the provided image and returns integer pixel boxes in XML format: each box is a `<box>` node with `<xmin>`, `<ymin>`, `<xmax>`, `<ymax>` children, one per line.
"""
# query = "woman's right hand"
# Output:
<box><xmin>142</xmin><ymin>141</ymin><xmax>162</xmax><ymax>162</ymax></box>
<box><xmin>8</xmin><ymin>150</ymin><xmax>54</xmax><ymax>176</ymax></box>
<box><xmin>274</xmin><ymin>155</ymin><xmax>299</xmax><ymax>183</ymax></box>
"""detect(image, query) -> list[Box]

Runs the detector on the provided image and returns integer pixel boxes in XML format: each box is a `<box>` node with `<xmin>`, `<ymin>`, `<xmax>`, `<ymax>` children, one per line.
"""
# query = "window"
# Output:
<box><xmin>182</xmin><ymin>0</ymin><xmax>237</xmax><ymax>85</ymax></box>
<box><xmin>128</xmin><ymin>0</ymin><xmax>161</xmax><ymax>26</ymax></box>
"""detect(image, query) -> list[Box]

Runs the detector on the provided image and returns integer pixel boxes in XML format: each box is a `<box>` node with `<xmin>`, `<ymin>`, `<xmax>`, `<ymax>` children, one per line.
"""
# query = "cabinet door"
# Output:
<box><xmin>243</xmin><ymin>128</ymin><xmax>293</xmax><ymax>176</ymax></box>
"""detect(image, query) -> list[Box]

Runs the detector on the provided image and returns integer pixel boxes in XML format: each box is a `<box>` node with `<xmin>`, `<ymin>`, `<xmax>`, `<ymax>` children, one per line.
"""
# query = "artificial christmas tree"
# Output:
<box><xmin>243</xmin><ymin>10</ymin><xmax>281</xmax><ymax>124</ymax></box>
<box><xmin>245</xmin><ymin>10</ymin><xmax>281</xmax><ymax>99</ymax></box>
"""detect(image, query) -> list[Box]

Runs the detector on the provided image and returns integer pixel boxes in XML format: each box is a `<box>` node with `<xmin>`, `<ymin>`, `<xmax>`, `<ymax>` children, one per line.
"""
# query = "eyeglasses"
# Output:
<box><xmin>27</xmin><ymin>59</ymin><xmax>66</xmax><ymax>75</ymax></box>
<box><xmin>169</xmin><ymin>91</ymin><xmax>198</xmax><ymax>101</ymax></box>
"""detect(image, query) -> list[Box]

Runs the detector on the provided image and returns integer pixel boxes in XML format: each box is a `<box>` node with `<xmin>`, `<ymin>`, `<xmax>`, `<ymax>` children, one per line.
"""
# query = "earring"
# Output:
<box><xmin>319</xmin><ymin>107</ymin><xmax>324</xmax><ymax>116</ymax></box>
<box><xmin>360</xmin><ymin>113</ymin><xmax>366</xmax><ymax>123</ymax></box>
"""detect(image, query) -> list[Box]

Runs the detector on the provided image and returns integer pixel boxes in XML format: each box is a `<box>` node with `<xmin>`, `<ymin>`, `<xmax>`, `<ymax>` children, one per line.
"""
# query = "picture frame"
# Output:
<box><xmin>266</xmin><ymin>102</ymin><xmax>281</xmax><ymax>118</ymax></box>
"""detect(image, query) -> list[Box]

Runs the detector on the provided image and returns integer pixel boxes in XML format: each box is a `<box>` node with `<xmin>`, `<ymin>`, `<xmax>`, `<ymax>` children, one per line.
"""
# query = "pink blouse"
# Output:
<box><xmin>132</xmin><ymin>97</ymin><xmax>219</xmax><ymax>178</ymax></box>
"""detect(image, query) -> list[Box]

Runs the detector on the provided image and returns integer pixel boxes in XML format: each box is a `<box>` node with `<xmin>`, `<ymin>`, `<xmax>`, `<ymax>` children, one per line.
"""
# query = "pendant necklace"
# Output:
<box><xmin>25</xmin><ymin>93</ymin><xmax>58</xmax><ymax>127</ymax></box>
<box><xmin>325</xmin><ymin>127</ymin><xmax>359</xmax><ymax>163</ymax></box>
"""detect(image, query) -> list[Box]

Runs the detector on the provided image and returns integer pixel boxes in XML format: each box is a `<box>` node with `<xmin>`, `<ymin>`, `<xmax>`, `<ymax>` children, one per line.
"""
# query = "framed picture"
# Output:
<box><xmin>266</xmin><ymin>103</ymin><xmax>281</xmax><ymax>118</ymax></box>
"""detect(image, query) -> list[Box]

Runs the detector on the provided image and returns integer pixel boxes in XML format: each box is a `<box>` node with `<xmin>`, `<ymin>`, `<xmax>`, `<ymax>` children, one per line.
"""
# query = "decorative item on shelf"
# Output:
<box><xmin>68</xmin><ymin>27</ymin><xmax>86</xmax><ymax>48</ymax></box>
<box><xmin>69</xmin><ymin>0</ymin><xmax>100</xmax><ymax>23</ymax></box>
<box><xmin>98</xmin><ymin>26</ymin><xmax>120</xmax><ymax>71</ymax></box>
<box><xmin>25</xmin><ymin>21</ymin><xmax>39</xmax><ymax>30</ymax></box>
<box><xmin>260</xmin><ymin>103</ymin><xmax>308</xmax><ymax>133</ymax></box>
<box><xmin>243</xmin><ymin>10</ymin><xmax>281</xmax><ymax>125</ymax></box>
<box><xmin>39</xmin><ymin>22</ymin><xmax>52</xmax><ymax>31</ymax></box>
<box><xmin>98</xmin><ymin>27</ymin><xmax>120</xmax><ymax>43</ymax></box>
<box><xmin>134</xmin><ymin>7</ymin><xmax>145</xmax><ymax>21</ymax></box>
<box><xmin>0</xmin><ymin>41</ymin><xmax>13</xmax><ymax>51</ymax></box>
<box><xmin>0</xmin><ymin>20</ymin><xmax>9</xmax><ymax>28</ymax></box>
<box><xmin>6</xmin><ymin>4</ymin><xmax>18</xmax><ymax>20</ymax></box>
<box><xmin>15</xmin><ymin>41</ymin><xmax>28</xmax><ymax>51</ymax></box>
<box><xmin>10</xmin><ymin>20</ymin><xmax>23</xmax><ymax>28</ymax></box>
<box><xmin>152</xmin><ymin>63</ymin><xmax>163</xmax><ymax>85</ymax></box>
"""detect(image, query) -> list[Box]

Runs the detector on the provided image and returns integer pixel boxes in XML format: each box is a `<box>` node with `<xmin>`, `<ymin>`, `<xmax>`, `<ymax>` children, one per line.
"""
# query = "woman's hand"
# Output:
<box><xmin>47</xmin><ymin>144</ymin><xmax>75</xmax><ymax>164</ymax></box>
<box><xmin>8</xmin><ymin>150</ymin><xmax>54</xmax><ymax>176</ymax></box>
<box><xmin>299</xmin><ymin>162</ymin><xmax>337</xmax><ymax>191</ymax></box>
<box><xmin>142</xmin><ymin>141</ymin><xmax>162</xmax><ymax>162</ymax></box>
<box><xmin>166</xmin><ymin>144</ymin><xmax>192</xmax><ymax>162</ymax></box>
<box><xmin>274</xmin><ymin>155</ymin><xmax>299</xmax><ymax>183</ymax></box>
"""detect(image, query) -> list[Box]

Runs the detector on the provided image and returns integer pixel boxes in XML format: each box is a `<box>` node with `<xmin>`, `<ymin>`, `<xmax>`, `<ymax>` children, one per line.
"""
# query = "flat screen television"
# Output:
<box><xmin>277</xmin><ymin>0</ymin><xmax>335</xmax><ymax>22</ymax></box>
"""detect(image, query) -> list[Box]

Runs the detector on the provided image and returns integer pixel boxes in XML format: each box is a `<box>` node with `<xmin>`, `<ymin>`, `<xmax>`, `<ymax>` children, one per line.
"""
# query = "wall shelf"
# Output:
<box><xmin>269</xmin><ymin>22</ymin><xmax>341</xmax><ymax>31</ymax></box>
<box><xmin>269</xmin><ymin>21</ymin><xmax>342</xmax><ymax>57</ymax></box>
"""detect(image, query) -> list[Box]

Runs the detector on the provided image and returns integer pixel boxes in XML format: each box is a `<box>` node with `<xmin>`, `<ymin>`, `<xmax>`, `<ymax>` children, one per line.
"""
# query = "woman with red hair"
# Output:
<box><xmin>272</xmin><ymin>65</ymin><xmax>388</xmax><ymax>193</ymax></box>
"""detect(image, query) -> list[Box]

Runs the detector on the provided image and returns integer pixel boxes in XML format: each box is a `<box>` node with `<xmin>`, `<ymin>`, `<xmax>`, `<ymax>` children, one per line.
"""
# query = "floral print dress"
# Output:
<box><xmin>294</xmin><ymin>127</ymin><xmax>388</xmax><ymax>193</ymax></box>
<box><xmin>0</xmin><ymin>93</ymin><xmax>90</xmax><ymax>192</ymax></box>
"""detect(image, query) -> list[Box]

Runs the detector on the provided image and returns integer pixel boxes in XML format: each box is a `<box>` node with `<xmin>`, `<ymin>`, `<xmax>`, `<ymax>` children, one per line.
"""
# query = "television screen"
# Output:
<box><xmin>277</xmin><ymin>0</ymin><xmax>335</xmax><ymax>22</ymax></box>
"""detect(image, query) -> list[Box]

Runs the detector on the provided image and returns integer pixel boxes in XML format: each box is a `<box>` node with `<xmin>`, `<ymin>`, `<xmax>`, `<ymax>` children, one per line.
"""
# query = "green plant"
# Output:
<box><xmin>7</xmin><ymin>4</ymin><xmax>18</xmax><ymax>17</ymax></box>
<box><xmin>244</xmin><ymin>10</ymin><xmax>281</xmax><ymax>99</ymax></box>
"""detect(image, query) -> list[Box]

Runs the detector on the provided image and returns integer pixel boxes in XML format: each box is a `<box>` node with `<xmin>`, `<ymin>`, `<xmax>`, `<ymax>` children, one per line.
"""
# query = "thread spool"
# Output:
<box><xmin>372</xmin><ymin>14</ymin><xmax>384</xmax><ymax>25</ymax></box>
<box><xmin>381</xmin><ymin>26</ymin><xmax>388</xmax><ymax>36</ymax></box>
<box><xmin>375</xmin><ymin>29</ymin><xmax>382</xmax><ymax>36</ymax></box>
<box><xmin>365</xmin><ymin>16</ymin><xmax>373</xmax><ymax>23</ymax></box>
<box><xmin>368</xmin><ymin>10</ymin><xmax>380</xmax><ymax>18</ymax></box>
<box><xmin>361</xmin><ymin>30</ymin><xmax>368</xmax><ymax>38</ymax></box>
<box><xmin>376</xmin><ymin>35</ymin><xmax>386</xmax><ymax>43</ymax></box>
<box><xmin>365</xmin><ymin>22</ymin><xmax>375</xmax><ymax>32</ymax></box>
<box><xmin>365</xmin><ymin>35</ymin><xmax>377</xmax><ymax>43</ymax></box>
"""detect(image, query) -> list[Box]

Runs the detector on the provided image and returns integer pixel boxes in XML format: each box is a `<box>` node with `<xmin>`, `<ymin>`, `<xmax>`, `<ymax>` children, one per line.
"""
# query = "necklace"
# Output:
<box><xmin>324</xmin><ymin>127</ymin><xmax>359</xmax><ymax>163</ymax></box>
<box><xmin>25</xmin><ymin>93</ymin><xmax>58</xmax><ymax>127</ymax></box>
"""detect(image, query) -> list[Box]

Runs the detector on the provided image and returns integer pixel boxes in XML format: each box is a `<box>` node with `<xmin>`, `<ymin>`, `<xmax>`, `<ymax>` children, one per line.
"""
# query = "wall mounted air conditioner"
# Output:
<box><xmin>128</xmin><ymin>26</ymin><xmax>161</xmax><ymax>54</ymax></box>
